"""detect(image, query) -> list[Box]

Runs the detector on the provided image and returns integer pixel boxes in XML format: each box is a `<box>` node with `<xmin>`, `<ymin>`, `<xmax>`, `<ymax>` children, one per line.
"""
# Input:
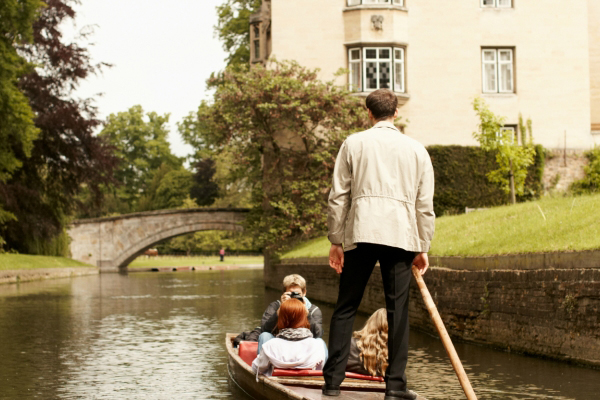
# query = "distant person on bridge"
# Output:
<box><xmin>322</xmin><ymin>89</ymin><xmax>435</xmax><ymax>400</ymax></box>
<box><xmin>219</xmin><ymin>247</ymin><xmax>225</xmax><ymax>262</ymax></box>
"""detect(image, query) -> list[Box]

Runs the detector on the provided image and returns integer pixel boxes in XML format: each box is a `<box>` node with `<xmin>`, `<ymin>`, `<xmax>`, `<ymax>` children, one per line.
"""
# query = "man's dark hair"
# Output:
<box><xmin>365</xmin><ymin>89</ymin><xmax>398</xmax><ymax>120</ymax></box>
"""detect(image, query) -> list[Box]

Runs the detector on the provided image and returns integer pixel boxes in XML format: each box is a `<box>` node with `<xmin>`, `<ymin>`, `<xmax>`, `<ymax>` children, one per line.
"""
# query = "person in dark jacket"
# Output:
<box><xmin>346</xmin><ymin>308</ymin><xmax>388</xmax><ymax>377</ymax></box>
<box><xmin>258</xmin><ymin>274</ymin><xmax>323</xmax><ymax>354</ymax></box>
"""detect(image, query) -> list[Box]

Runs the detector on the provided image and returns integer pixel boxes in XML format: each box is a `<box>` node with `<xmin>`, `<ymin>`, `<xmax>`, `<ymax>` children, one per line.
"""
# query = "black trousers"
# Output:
<box><xmin>323</xmin><ymin>243</ymin><xmax>416</xmax><ymax>391</ymax></box>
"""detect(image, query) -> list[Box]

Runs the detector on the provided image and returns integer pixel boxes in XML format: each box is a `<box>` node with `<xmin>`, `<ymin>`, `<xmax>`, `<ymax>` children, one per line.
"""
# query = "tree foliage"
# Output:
<box><xmin>472</xmin><ymin>97</ymin><xmax>536</xmax><ymax>203</ymax></box>
<box><xmin>214</xmin><ymin>0</ymin><xmax>262</xmax><ymax>66</ymax></box>
<box><xmin>180</xmin><ymin>60</ymin><xmax>369</xmax><ymax>251</ymax></box>
<box><xmin>571</xmin><ymin>147</ymin><xmax>600</xmax><ymax>194</ymax></box>
<box><xmin>190</xmin><ymin>158</ymin><xmax>219</xmax><ymax>207</ymax></box>
<box><xmin>98</xmin><ymin>105</ymin><xmax>182</xmax><ymax>213</ymax></box>
<box><xmin>0</xmin><ymin>0</ymin><xmax>118</xmax><ymax>254</ymax></box>
<box><xmin>0</xmin><ymin>0</ymin><xmax>43</xmax><ymax>230</ymax></box>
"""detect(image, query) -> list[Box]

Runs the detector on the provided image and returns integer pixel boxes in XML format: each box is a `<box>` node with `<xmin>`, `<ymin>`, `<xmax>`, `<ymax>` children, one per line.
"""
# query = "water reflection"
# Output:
<box><xmin>0</xmin><ymin>270</ymin><xmax>597</xmax><ymax>399</ymax></box>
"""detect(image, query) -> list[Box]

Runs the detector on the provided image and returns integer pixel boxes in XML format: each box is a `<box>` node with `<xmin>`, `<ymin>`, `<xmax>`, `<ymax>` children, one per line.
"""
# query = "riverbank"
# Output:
<box><xmin>281</xmin><ymin>193</ymin><xmax>600</xmax><ymax>259</ymax></box>
<box><xmin>129</xmin><ymin>255</ymin><xmax>263</xmax><ymax>268</ymax></box>
<box><xmin>0</xmin><ymin>254</ymin><xmax>97</xmax><ymax>284</ymax></box>
<box><xmin>0</xmin><ymin>254</ymin><xmax>92</xmax><ymax>270</ymax></box>
<box><xmin>129</xmin><ymin>264</ymin><xmax>263</xmax><ymax>273</ymax></box>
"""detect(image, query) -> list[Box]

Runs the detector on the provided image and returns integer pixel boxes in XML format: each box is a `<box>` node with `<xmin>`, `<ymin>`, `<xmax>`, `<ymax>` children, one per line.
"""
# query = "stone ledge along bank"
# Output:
<box><xmin>265</xmin><ymin>251</ymin><xmax>600</xmax><ymax>368</ymax></box>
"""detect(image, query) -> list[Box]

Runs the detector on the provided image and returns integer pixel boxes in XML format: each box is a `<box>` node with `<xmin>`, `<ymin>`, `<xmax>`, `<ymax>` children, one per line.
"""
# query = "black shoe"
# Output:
<box><xmin>322</xmin><ymin>384</ymin><xmax>341</xmax><ymax>396</ymax></box>
<box><xmin>384</xmin><ymin>389</ymin><xmax>418</xmax><ymax>400</ymax></box>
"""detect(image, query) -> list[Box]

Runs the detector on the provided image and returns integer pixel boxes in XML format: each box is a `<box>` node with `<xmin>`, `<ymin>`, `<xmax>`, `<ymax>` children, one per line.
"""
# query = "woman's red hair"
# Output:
<box><xmin>277</xmin><ymin>299</ymin><xmax>310</xmax><ymax>331</ymax></box>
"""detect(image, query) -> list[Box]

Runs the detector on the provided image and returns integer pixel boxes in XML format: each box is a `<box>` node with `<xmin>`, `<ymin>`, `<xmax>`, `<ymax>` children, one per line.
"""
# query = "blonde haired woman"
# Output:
<box><xmin>346</xmin><ymin>308</ymin><xmax>388</xmax><ymax>377</ymax></box>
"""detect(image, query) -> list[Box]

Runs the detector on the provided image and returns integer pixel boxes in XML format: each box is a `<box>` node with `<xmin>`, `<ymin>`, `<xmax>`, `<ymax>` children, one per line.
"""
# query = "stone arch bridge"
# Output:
<box><xmin>68</xmin><ymin>208</ymin><xmax>249</xmax><ymax>271</ymax></box>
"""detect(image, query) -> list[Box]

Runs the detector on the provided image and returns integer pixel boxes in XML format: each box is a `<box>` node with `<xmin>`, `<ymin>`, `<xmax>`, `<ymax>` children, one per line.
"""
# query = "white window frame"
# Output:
<box><xmin>363</xmin><ymin>47</ymin><xmax>392</xmax><ymax>91</ymax></box>
<box><xmin>348</xmin><ymin>46</ymin><xmax>406</xmax><ymax>93</ymax></box>
<box><xmin>348</xmin><ymin>48</ymin><xmax>362</xmax><ymax>92</ymax></box>
<box><xmin>481</xmin><ymin>0</ymin><xmax>512</xmax><ymax>8</ymax></box>
<box><xmin>348</xmin><ymin>0</ymin><xmax>404</xmax><ymax>6</ymax></box>
<box><xmin>482</xmin><ymin>48</ymin><xmax>514</xmax><ymax>94</ymax></box>
<box><xmin>393</xmin><ymin>47</ymin><xmax>405</xmax><ymax>93</ymax></box>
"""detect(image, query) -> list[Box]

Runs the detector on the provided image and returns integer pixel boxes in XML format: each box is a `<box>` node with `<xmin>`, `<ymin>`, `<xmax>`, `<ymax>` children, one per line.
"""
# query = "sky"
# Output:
<box><xmin>66</xmin><ymin>0</ymin><xmax>228</xmax><ymax>157</ymax></box>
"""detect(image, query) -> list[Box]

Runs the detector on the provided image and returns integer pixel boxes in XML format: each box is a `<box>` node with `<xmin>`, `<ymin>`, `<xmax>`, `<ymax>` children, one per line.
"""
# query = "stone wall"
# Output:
<box><xmin>265</xmin><ymin>259</ymin><xmax>600</xmax><ymax>367</ymax></box>
<box><xmin>543</xmin><ymin>150</ymin><xmax>589</xmax><ymax>192</ymax></box>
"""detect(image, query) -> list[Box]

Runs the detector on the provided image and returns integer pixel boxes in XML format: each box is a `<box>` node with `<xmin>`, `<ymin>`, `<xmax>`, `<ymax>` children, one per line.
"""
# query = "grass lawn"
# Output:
<box><xmin>281</xmin><ymin>193</ymin><xmax>600</xmax><ymax>258</ymax></box>
<box><xmin>129</xmin><ymin>255</ymin><xmax>264</xmax><ymax>268</ymax></box>
<box><xmin>0</xmin><ymin>254</ymin><xmax>92</xmax><ymax>271</ymax></box>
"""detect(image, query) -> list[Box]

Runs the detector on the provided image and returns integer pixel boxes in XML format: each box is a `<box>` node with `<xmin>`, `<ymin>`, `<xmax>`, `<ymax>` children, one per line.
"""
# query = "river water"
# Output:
<box><xmin>0</xmin><ymin>269</ymin><xmax>598</xmax><ymax>400</ymax></box>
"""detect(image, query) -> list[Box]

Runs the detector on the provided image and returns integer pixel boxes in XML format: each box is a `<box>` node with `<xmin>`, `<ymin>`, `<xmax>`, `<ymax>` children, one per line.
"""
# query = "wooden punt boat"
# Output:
<box><xmin>226</xmin><ymin>333</ymin><xmax>426</xmax><ymax>400</ymax></box>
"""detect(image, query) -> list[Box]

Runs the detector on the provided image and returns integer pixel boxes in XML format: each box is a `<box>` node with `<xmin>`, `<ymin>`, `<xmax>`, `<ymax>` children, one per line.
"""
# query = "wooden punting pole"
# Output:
<box><xmin>412</xmin><ymin>265</ymin><xmax>478</xmax><ymax>400</ymax></box>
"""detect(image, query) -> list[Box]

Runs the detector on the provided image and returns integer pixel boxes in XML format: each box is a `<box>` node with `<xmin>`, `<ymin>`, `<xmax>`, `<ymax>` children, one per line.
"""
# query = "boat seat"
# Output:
<box><xmin>238</xmin><ymin>341</ymin><xmax>259</xmax><ymax>366</ymax></box>
<box><xmin>272</xmin><ymin>369</ymin><xmax>384</xmax><ymax>382</ymax></box>
<box><xmin>238</xmin><ymin>341</ymin><xmax>384</xmax><ymax>382</ymax></box>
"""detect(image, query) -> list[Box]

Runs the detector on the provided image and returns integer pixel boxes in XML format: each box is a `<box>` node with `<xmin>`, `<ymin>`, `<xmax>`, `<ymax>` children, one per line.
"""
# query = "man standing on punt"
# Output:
<box><xmin>322</xmin><ymin>89</ymin><xmax>435</xmax><ymax>400</ymax></box>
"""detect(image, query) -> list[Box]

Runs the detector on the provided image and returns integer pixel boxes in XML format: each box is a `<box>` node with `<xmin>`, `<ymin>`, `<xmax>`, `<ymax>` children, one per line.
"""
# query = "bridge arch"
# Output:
<box><xmin>68</xmin><ymin>208</ymin><xmax>249</xmax><ymax>271</ymax></box>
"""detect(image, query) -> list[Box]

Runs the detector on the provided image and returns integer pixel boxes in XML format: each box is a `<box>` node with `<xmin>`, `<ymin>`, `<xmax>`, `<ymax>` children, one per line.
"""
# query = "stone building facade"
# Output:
<box><xmin>250</xmin><ymin>0</ymin><xmax>600</xmax><ymax>149</ymax></box>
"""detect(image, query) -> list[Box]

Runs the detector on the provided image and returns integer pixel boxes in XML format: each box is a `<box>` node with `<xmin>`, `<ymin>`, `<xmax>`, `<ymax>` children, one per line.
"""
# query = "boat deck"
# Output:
<box><xmin>226</xmin><ymin>333</ymin><xmax>426</xmax><ymax>400</ymax></box>
<box><xmin>287</xmin><ymin>386</ymin><xmax>388</xmax><ymax>399</ymax></box>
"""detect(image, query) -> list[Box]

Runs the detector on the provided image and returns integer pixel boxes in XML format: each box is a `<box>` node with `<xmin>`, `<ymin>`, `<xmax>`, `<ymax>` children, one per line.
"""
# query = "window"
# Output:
<box><xmin>253</xmin><ymin>25</ymin><xmax>260</xmax><ymax>60</ymax></box>
<box><xmin>348</xmin><ymin>47</ymin><xmax>405</xmax><ymax>93</ymax></box>
<box><xmin>347</xmin><ymin>0</ymin><xmax>404</xmax><ymax>6</ymax></box>
<box><xmin>499</xmin><ymin>125</ymin><xmax>517</xmax><ymax>144</ymax></box>
<box><xmin>481</xmin><ymin>0</ymin><xmax>512</xmax><ymax>8</ymax></box>
<box><xmin>482</xmin><ymin>48</ymin><xmax>514</xmax><ymax>93</ymax></box>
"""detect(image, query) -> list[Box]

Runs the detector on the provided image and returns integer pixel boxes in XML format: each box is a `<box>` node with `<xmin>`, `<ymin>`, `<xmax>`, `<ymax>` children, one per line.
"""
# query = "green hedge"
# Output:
<box><xmin>427</xmin><ymin>145</ymin><xmax>545</xmax><ymax>216</ymax></box>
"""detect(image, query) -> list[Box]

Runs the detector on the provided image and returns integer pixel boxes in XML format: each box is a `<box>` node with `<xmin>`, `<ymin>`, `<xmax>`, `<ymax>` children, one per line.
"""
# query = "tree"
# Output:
<box><xmin>473</xmin><ymin>98</ymin><xmax>536</xmax><ymax>204</ymax></box>
<box><xmin>99</xmin><ymin>105</ymin><xmax>182</xmax><ymax>213</ymax></box>
<box><xmin>0</xmin><ymin>0</ymin><xmax>43</xmax><ymax>234</ymax></box>
<box><xmin>153</xmin><ymin>169</ymin><xmax>194</xmax><ymax>210</ymax></box>
<box><xmin>180</xmin><ymin>60</ymin><xmax>369</xmax><ymax>251</ymax></box>
<box><xmin>190</xmin><ymin>158</ymin><xmax>219</xmax><ymax>206</ymax></box>
<box><xmin>571</xmin><ymin>147</ymin><xmax>600</xmax><ymax>194</ymax></box>
<box><xmin>0</xmin><ymin>0</ymin><xmax>118</xmax><ymax>254</ymax></box>
<box><xmin>215</xmin><ymin>0</ymin><xmax>262</xmax><ymax>66</ymax></box>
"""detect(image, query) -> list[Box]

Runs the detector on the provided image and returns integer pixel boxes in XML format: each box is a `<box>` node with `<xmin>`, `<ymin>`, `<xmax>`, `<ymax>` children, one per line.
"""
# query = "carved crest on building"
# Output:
<box><xmin>371</xmin><ymin>15</ymin><xmax>384</xmax><ymax>31</ymax></box>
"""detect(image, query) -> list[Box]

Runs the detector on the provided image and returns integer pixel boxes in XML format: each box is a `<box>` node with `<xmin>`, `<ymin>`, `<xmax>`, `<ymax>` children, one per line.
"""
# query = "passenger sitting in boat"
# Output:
<box><xmin>258</xmin><ymin>274</ymin><xmax>323</xmax><ymax>354</ymax></box>
<box><xmin>346</xmin><ymin>308</ymin><xmax>388</xmax><ymax>377</ymax></box>
<box><xmin>252</xmin><ymin>298</ymin><xmax>328</xmax><ymax>378</ymax></box>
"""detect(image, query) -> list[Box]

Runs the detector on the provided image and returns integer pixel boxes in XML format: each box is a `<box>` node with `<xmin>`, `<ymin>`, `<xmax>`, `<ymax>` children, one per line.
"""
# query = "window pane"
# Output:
<box><xmin>482</xmin><ymin>0</ymin><xmax>495</xmax><ymax>7</ymax></box>
<box><xmin>394</xmin><ymin>49</ymin><xmax>403</xmax><ymax>61</ymax></box>
<box><xmin>497</xmin><ymin>0</ymin><xmax>511</xmax><ymax>7</ymax></box>
<box><xmin>347</xmin><ymin>0</ymin><xmax>361</xmax><ymax>5</ymax></box>
<box><xmin>501</xmin><ymin>127</ymin><xmax>516</xmax><ymax>143</ymax></box>
<box><xmin>379</xmin><ymin>62</ymin><xmax>390</xmax><ymax>89</ymax></box>
<box><xmin>484</xmin><ymin>63</ymin><xmax>497</xmax><ymax>92</ymax></box>
<box><xmin>254</xmin><ymin>40</ymin><xmax>260</xmax><ymax>60</ymax></box>
<box><xmin>500</xmin><ymin>63</ymin><xmax>513</xmax><ymax>92</ymax></box>
<box><xmin>366</xmin><ymin>62</ymin><xmax>378</xmax><ymax>90</ymax></box>
<box><xmin>483</xmin><ymin>50</ymin><xmax>496</xmax><ymax>62</ymax></box>
<box><xmin>394</xmin><ymin>62</ymin><xmax>404</xmax><ymax>92</ymax></box>
<box><xmin>365</xmin><ymin>49</ymin><xmax>377</xmax><ymax>59</ymax></box>
<box><xmin>379</xmin><ymin>49</ymin><xmax>390</xmax><ymax>59</ymax></box>
<box><xmin>499</xmin><ymin>50</ymin><xmax>512</xmax><ymax>61</ymax></box>
<box><xmin>393</xmin><ymin>0</ymin><xmax>403</xmax><ymax>5</ymax></box>
<box><xmin>350</xmin><ymin>49</ymin><xmax>361</xmax><ymax>61</ymax></box>
<box><xmin>350</xmin><ymin>62</ymin><xmax>361</xmax><ymax>91</ymax></box>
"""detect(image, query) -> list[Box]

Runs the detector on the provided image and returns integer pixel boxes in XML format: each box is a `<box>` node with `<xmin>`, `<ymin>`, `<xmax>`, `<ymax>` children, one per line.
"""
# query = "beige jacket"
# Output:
<box><xmin>327</xmin><ymin>121</ymin><xmax>435</xmax><ymax>252</ymax></box>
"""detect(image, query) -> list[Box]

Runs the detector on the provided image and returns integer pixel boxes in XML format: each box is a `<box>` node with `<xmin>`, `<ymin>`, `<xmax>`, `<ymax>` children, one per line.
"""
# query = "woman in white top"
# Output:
<box><xmin>252</xmin><ymin>298</ymin><xmax>327</xmax><ymax>378</ymax></box>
